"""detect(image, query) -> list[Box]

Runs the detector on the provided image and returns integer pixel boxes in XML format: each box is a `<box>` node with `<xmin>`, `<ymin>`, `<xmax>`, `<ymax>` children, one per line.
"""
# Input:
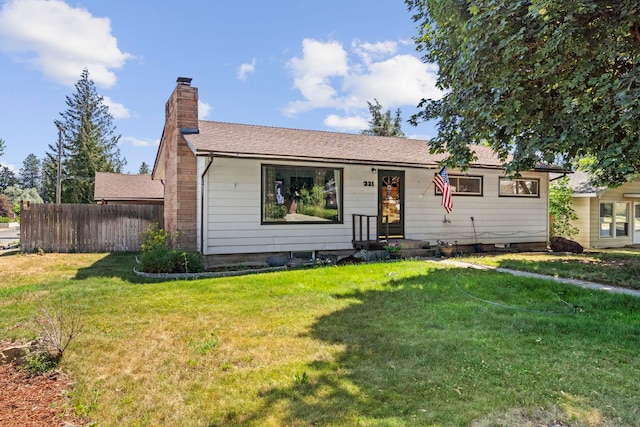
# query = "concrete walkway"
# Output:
<box><xmin>436</xmin><ymin>258</ymin><xmax>640</xmax><ymax>298</ymax></box>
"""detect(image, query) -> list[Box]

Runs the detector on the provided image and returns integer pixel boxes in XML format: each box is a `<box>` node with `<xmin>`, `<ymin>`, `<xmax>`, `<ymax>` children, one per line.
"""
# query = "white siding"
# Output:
<box><xmin>201</xmin><ymin>158</ymin><xmax>550</xmax><ymax>255</ymax></box>
<box><xmin>575</xmin><ymin>179</ymin><xmax>640</xmax><ymax>248</ymax></box>
<box><xmin>404</xmin><ymin>169</ymin><xmax>548</xmax><ymax>246</ymax></box>
<box><xmin>570</xmin><ymin>197</ymin><xmax>592</xmax><ymax>248</ymax></box>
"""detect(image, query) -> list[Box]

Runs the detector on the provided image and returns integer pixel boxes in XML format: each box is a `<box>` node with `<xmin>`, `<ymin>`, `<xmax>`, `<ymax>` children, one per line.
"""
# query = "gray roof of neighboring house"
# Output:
<box><xmin>182</xmin><ymin>120</ymin><xmax>565</xmax><ymax>172</ymax></box>
<box><xmin>564</xmin><ymin>171</ymin><xmax>606</xmax><ymax>195</ymax></box>
<box><xmin>94</xmin><ymin>172</ymin><xmax>164</xmax><ymax>202</ymax></box>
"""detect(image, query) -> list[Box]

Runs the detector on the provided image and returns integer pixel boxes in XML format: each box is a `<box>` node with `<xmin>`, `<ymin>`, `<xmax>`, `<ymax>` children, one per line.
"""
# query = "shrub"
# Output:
<box><xmin>175</xmin><ymin>250</ymin><xmax>204</xmax><ymax>273</ymax></box>
<box><xmin>139</xmin><ymin>247</ymin><xmax>205</xmax><ymax>274</ymax></box>
<box><xmin>140</xmin><ymin>223</ymin><xmax>172</xmax><ymax>252</ymax></box>
<box><xmin>265</xmin><ymin>202</ymin><xmax>287</xmax><ymax>219</ymax></box>
<box><xmin>0</xmin><ymin>216</ymin><xmax>13</xmax><ymax>223</ymax></box>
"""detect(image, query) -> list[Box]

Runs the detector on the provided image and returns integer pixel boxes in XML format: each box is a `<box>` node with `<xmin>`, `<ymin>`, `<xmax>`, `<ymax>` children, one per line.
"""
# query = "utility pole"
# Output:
<box><xmin>55</xmin><ymin>121</ymin><xmax>63</xmax><ymax>204</ymax></box>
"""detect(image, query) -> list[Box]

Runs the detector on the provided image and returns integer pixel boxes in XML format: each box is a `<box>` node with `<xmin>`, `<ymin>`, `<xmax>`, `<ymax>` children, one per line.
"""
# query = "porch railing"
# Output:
<box><xmin>352</xmin><ymin>214</ymin><xmax>389</xmax><ymax>250</ymax></box>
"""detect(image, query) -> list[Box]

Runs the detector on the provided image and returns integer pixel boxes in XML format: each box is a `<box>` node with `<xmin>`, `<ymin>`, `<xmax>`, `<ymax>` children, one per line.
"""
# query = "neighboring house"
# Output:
<box><xmin>94</xmin><ymin>172</ymin><xmax>164</xmax><ymax>205</ymax></box>
<box><xmin>565</xmin><ymin>171</ymin><xmax>640</xmax><ymax>248</ymax></box>
<box><xmin>152</xmin><ymin>77</ymin><xmax>564</xmax><ymax>264</ymax></box>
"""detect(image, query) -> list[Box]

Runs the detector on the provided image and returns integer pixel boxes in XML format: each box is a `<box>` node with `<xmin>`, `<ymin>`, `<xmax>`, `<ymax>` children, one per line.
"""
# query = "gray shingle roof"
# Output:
<box><xmin>184</xmin><ymin>121</ymin><xmax>517</xmax><ymax>169</ymax></box>
<box><xmin>94</xmin><ymin>172</ymin><xmax>164</xmax><ymax>201</ymax></box>
<box><xmin>565</xmin><ymin>171</ymin><xmax>606</xmax><ymax>195</ymax></box>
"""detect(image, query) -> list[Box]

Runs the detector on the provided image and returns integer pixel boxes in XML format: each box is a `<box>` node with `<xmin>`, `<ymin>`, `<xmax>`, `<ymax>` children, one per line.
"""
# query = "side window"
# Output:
<box><xmin>600</xmin><ymin>203</ymin><xmax>613</xmax><ymax>237</ymax></box>
<box><xmin>615</xmin><ymin>202</ymin><xmax>629</xmax><ymax>237</ymax></box>
<box><xmin>436</xmin><ymin>175</ymin><xmax>483</xmax><ymax>196</ymax></box>
<box><xmin>499</xmin><ymin>178</ymin><xmax>540</xmax><ymax>197</ymax></box>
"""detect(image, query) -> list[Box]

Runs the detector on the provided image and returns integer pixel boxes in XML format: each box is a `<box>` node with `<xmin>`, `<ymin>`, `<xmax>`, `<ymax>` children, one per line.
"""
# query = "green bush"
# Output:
<box><xmin>140</xmin><ymin>223</ymin><xmax>171</xmax><ymax>252</ymax></box>
<box><xmin>175</xmin><ymin>250</ymin><xmax>205</xmax><ymax>273</ymax></box>
<box><xmin>0</xmin><ymin>216</ymin><xmax>13</xmax><ymax>223</ymax></box>
<box><xmin>265</xmin><ymin>202</ymin><xmax>287</xmax><ymax>219</ymax></box>
<box><xmin>139</xmin><ymin>247</ymin><xmax>205</xmax><ymax>274</ymax></box>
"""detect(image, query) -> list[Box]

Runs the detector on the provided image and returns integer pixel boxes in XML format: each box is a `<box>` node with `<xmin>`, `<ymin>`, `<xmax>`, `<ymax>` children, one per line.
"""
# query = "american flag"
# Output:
<box><xmin>433</xmin><ymin>166</ymin><xmax>453</xmax><ymax>213</ymax></box>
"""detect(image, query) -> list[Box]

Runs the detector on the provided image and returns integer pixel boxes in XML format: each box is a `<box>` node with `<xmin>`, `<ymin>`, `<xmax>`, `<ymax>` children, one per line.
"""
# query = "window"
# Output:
<box><xmin>435</xmin><ymin>175</ymin><xmax>483</xmax><ymax>196</ymax></box>
<box><xmin>262</xmin><ymin>165</ymin><xmax>342</xmax><ymax>224</ymax></box>
<box><xmin>600</xmin><ymin>203</ymin><xmax>613</xmax><ymax>237</ymax></box>
<box><xmin>615</xmin><ymin>202</ymin><xmax>629</xmax><ymax>237</ymax></box>
<box><xmin>600</xmin><ymin>202</ymin><xmax>629</xmax><ymax>237</ymax></box>
<box><xmin>499</xmin><ymin>178</ymin><xmax>540</xmax><ymax>197</ymax></box>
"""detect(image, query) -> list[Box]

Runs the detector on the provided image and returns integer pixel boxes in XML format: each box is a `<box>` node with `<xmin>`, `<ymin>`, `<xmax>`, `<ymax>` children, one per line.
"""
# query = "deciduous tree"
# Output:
<box><xmin>549</xmin><ymin>176</ymin><xmax>579</xmax><ymax>239</ymax></box>
<box><xmin>406</xmin><ymin>0</ymin><xmax>640</xmax><ymax>186</ymax></box>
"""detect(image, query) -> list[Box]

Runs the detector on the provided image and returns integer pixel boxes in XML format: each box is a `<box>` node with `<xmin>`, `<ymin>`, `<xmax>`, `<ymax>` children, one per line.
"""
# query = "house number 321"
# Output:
<box><xmin>363</xmin><ymin>181</ymin><xmax>374</xmax><ymax>187</ymax></box>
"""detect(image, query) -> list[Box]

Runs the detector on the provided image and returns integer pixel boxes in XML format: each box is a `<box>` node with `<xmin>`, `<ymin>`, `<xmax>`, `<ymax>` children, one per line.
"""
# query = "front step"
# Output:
<box><xmin>378</xmin><ymin>239</ymin><xmax>431</xmax><ymax>250</ymax></box>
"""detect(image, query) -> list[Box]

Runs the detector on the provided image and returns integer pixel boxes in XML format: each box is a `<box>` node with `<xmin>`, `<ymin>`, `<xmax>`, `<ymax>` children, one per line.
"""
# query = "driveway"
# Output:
<box><xmin>0</xmin><ymin>226</ymin><xmax>19</xmax><ymax>249</ymax></box>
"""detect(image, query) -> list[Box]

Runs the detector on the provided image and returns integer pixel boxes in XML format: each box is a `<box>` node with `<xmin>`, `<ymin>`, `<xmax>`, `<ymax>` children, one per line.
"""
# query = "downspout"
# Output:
<box><xmin>200</xmin><ymin>156</ymin><xmax>215</xmax><ymax>254</ymax></box>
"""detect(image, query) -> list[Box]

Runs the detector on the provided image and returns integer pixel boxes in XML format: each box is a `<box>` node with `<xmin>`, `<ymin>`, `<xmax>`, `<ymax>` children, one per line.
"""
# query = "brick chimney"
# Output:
<box><xmin>162</xmin><ymin>77</ymin><xmax>199</xmax><ymax>251</ymax></box>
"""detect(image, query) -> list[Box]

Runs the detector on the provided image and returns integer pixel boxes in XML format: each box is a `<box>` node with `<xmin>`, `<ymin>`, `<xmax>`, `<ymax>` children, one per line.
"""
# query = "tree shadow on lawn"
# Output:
<box><xmin>242</xmin><ymin>268</ymin><xmax>640</xmax><ymax>426</ymax></box>
<box><xmin>74</xmin><ymin>252</ymin><xmax>151</xmax><ymax>284</ymax></box>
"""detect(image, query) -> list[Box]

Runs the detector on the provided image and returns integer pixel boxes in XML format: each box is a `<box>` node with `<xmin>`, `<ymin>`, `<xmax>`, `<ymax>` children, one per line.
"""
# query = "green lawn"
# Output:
<box><xmin>458</xmin><ymin>248</ymin><xmax>640</xmax><ymax>290</ymax></box>
<box><xmin>1</xmin><ymin>252</ymin><xmax>639</xmax><ymax>426</ymax></box>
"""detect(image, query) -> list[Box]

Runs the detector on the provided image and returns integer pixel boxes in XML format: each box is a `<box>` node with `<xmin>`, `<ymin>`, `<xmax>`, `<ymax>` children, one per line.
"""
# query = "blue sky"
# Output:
<box><xmin>0</xmin><ymin>0</ymin><xmax>441</xmax><ymax>175</ymax></box>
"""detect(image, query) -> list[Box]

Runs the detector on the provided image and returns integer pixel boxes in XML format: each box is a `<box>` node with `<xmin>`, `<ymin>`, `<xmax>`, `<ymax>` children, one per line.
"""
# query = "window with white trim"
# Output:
<box><xmin>600</xmin><ymin>202</ymin><xmax>629</xmax><ymax>237</ymax></box>
<box><xmin>499</xmin><ymin>178</ymin><xmax>539</xmax><ymax>197</ymax></box>
<box><xmin>262</xmin><ymin>165</ymin><xmax>342</xmax><ymax>224</ymax></box>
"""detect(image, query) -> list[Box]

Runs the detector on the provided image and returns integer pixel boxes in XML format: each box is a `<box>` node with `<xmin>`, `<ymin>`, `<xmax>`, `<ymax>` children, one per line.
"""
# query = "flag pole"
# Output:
<box><xmin>419</xmin><ymin>180</ymin><xmax>434</xmax><ymax>198</ymax></box>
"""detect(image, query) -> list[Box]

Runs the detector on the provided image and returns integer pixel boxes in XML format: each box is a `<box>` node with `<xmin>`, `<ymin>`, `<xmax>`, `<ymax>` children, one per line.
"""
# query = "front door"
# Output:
<box><xmin>378</xmin><ymin>170</ymin><xmax>404</xmax><ymax>238</ymax></box>
<box><xmin>634</xmin><ymin>203</ymin><xmax>640</xmax><ymax>244</ymax></box>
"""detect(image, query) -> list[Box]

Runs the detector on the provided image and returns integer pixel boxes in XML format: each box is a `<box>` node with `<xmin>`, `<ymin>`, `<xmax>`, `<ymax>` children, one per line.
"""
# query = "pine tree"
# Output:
<box><xmin>138</xmin><ymin>162</ymin><xmax>150</xmax><ymax>175</ymax></box>
<box><xmin>0</xmin><ymin>166</ymin><xmax>17</xmax><ymax>192</ymax></box>
<box><xmin>45</xmin><ymin>68</ymin><xmax>126</xmax><ymax>203</ymax></box>
<box><xmin>361</xmin><ymin>99</ymin><xmax>405</xmax><ymax>137</ymax></box>
<box><xmin>19</xmin><ymin>154</ymin><xmax>41</xmax><ymax>190</ymax></box>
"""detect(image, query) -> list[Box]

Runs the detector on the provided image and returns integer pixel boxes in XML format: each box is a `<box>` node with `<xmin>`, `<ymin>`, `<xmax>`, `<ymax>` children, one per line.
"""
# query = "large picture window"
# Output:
<box><xmin>436</xmin><ymin>175</ymin><xmax>483</xmax><ymax>196</ymax></box>
<box><xmin>262</xmin><ymin>165</ymin><xmax>342</xmax><ymax>224</ymax></box>
<box><xmin>499</xmin><ymin>178</ymin><xmax>540</xmax><ymax>197</ymax></box>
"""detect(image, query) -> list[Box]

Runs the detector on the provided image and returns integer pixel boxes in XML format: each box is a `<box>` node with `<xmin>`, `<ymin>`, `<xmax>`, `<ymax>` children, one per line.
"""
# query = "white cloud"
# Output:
<box><xmin>198</xmin><ymin>100</ymin><xmax>212</xmax><ymax>120</ymax></box>
<box><xmin>237</xmin><ymin>58</ymin><xmax>256</xmax><ymax>80</ymax></box>
<box><xmin>284</xmin><ymin>38</ymin><xmax>349</xmax><ymax>115</ymax></box>
<box><xmin>0</xmin><ymin>0</ymin><xmax>132</xmax><ymax>88</ymax></box>
<box><xmin>344</xmin><ymin>55</ymin><xmax>442</xmax><ymax>107</ymax></box>
<box><xmin>352</xmin><ymin>39</ymin><xmax>397</xmax><ymax>65</ymax></box>
<box><xmin>120</xmin><ymin>136</ymin><xmax>158</xmax><ymax>148</ymax></box>
<box><xmin>103</xmin><ymin>96</ymin><xmax>129</xmax><ymax>119</ymax></box>
<box><xmin>284</xmin><ymin>38</ymin><xmax>442</xmax><ymax>132</ymax></box>
<box><xmin>0</xmin><ymin>162</ymin><xmax>16</xmax><ymax>172</ymax></box>
<box><xmin>323</xmin><ymin>114</ymin><xmax>368</xmax><ymax>132</ymax></box>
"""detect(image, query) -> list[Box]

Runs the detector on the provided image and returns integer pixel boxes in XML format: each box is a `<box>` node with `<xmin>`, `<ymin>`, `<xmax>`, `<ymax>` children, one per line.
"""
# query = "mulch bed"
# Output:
<box><xmin>0</xmin><ymin>341</ymin><xmax>85</xmax><ymax>427</ymax></box>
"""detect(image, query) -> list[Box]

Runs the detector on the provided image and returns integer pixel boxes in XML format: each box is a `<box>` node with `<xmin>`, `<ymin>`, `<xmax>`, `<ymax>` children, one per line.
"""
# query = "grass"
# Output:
<box><xmin>458</xmin><ymin>248</ymin><xmax>640</xmax><ymax>289</ymax></box>
<box><xmin>1</xmin><ymin>252</ymin><xmax>640</xmax><ymax>426</ymax></box>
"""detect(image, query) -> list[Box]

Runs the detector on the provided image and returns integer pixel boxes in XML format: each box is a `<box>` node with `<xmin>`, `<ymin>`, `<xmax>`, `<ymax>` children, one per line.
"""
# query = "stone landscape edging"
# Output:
<box><xmin>133</xmin><ymin>265</ymin><xmax>287</xmax><ymax>280</ymax></box>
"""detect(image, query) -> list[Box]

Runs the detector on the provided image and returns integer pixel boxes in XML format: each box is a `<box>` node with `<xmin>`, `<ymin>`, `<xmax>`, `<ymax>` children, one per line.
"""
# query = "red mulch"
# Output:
<box><xmin>0</xmin><ymin>361</ymin><xmax>85</xmax><ymax>427</ymax></box>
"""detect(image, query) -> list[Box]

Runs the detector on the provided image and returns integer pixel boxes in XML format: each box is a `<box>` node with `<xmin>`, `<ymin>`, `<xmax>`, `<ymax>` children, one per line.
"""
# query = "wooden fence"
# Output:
<box><xmin>20</xmin><ymin>203</ymin><xmax>164</xmax><ymax>253</ymax></box>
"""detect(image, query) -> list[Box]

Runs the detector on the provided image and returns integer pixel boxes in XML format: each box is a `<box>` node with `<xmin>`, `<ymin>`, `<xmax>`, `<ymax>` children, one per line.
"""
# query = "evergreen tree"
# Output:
<box><xmin>139</xmin><ymin>161</ymin><xmax>151</xmax><ymax>175</ymax></box>
<box><xmin>19</xmin><ymin>153</ymin><xmax>41</xmax><ymax>189</ymax></box>
<box><xmin>361</xmin><ymin>99</ymin><xmax>405</xmax><ymax>137</ymax></box>
<box><xmin>0</xmin><ymin>166</ymin><xmax>17</xmax><ymax>192</ymax></box>
<box><xmin>45</xmin><ymin>68</ymin><xmax>126</xmax><ymax>203</ymax></box>
<box><xmin>0</xmin><ymin>138</ymin><xmax>5</xmax><ymax>157</ymax></box>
